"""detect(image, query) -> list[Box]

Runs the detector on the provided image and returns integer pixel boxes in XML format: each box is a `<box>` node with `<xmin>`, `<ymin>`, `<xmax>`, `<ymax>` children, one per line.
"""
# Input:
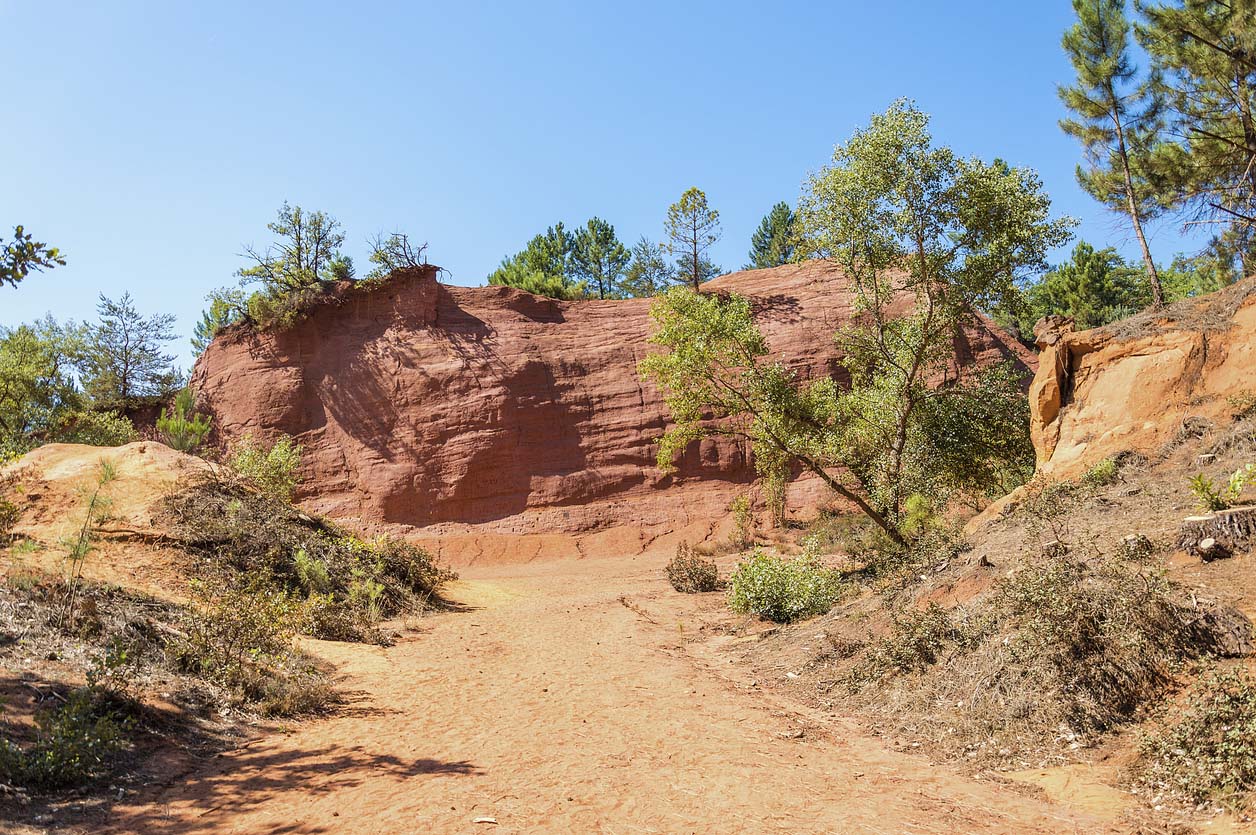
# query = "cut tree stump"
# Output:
<box><xmin>1179</xmin><ymin>506</ymin><xmax>1256</xmax><ymax>560</ymax></box>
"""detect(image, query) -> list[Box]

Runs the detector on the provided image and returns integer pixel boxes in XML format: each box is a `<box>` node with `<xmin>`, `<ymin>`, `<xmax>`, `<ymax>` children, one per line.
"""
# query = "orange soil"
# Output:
<box><xmin>96</xmin><ymin>554</ymin><xmax>1118</xmax><ymax>835</ymax></box>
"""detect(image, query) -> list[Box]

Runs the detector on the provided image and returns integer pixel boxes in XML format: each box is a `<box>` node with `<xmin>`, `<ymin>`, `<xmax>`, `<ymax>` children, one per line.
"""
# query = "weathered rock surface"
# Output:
<box><xmin>1028</xmin><ymin>279</ymin><xmax>1256</xmax><ymax>481</ymax></box>
<box><xmin>191</xmin><ymin>262</ymin><xmax>1032</xmax><ymax>560</ymax></box>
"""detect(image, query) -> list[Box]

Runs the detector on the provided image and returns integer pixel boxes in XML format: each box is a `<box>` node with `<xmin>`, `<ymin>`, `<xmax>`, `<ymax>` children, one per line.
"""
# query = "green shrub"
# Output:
<box><xmin>0</xmin><ymin>497</ymin><xmax>18</xmax><ymax>542</ymax></box>
<box><xmin>162</xmin><ymin>481</ymin><xmax>454</xmax><ymax>644</ymax></box>
<box><xmin>666</xmin><ymin>542</ymin><xmax>720</xmax><ymax>593</ymax></box>
<box><xmin>156</xmin><ymin>388</ymin><xmax>212</xmax><ymax>453</ymax></box>
<box><xmin>171</xmin><ymin>576</ymin><xmax>331</xmax><ymax>715</ymax></box>
<box><xmin>0</xmin><ymin>689</ymin><xmax>127</xmax><ymax>790</ymax></box>
<box><xmin>49</xmin><ymin>410</ymin><xmax>138</xmax><ymax>447</ymax></box>
<box><xmin>727</xmin><ymin>549</ymin><xmax>846</xmax><ymax>623</ymax></box>
<box><xmin>1140</xmin><ymin>668</ymin><xmax>1256</xmax><ymax>808</ymax></box>
<box><xmin>1229</xmin><ymin>391</ymin><xmax>1256</xmax><ymax>421</ymax></box>
<box><xmin>228</xmin><ymin>434</ymin><xmax>302</xmax><ymax>501</ymax></box>
<box><xmin>1081</xmin><ymin>457</ymin><xmax>1119</xmax><ymax>487</ymax></box>
<box><xmin>729</xmin><ymin>494</ymin><xmax>753</xmax><ymax>549</ymax></box>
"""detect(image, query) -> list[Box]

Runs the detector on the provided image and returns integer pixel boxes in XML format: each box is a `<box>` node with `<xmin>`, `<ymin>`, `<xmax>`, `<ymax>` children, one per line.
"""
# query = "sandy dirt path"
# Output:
<box><xmin>102</xmin><ymin>554</ymin><xmax>1119</xmax><ymax>835</ymax></box>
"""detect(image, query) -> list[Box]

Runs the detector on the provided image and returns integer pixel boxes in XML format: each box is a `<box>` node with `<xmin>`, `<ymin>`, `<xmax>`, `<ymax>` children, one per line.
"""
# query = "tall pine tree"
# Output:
<box><xmin>1060</xmin><ymin>0</ymin><xmax>1166</xmax><ymax>306</ymax></box>
<box><xmin>744</xmin><ymin>202</ymin><xmax>797</xmax><ymax>269</ymax></box>
<box><xmin>1136</xmin><ymin>0</ymin><xmax>1256</xmax><ymax>275</ymax></box>
<box><xmin>664</xmin><ymin>187</ymin><xmax>723</xmax><ymax>289</ymax></box>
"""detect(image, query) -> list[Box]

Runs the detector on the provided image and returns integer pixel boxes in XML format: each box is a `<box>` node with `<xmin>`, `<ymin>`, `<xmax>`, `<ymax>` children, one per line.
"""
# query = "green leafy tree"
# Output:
<box><xmin>664</xmin><ymin>187</ymin><xmax>723</xmax><ymax>289</ymax></box>
<box><xmin>238</xmin><ymin>203</ymin><xmax>348</xmax><ymax>293</ymax></box>
<box><xmin>1060</xmin><ymin>0</ymin><xmax>1167</xmax><ymax>306</ymax></box>
<box><xmin>621</xmin><ymin>237</ymin><xmax>677</xmax><ymax>297</ymax></box>
<box><xmin>643</xmin><ymin>101</ymin><xmax>1071</xmax><ymax>545</ymax></box>
<box><xmin>80</xmin><ymin>293</ymin><xmax>179</xmax><ymax>405</ymax></box>
<box><xmin>0</xmin><ymin>319</ymin><xmax>84</xmax><ymax>454</ymax></box>
<box><xmin>366</xmin><ymin>232</ymin><xmax>427</xmax><ymax>279</ymax></box>
<box><xmin>570</xmin><ymin>218</ymin><xmax>630</xmax><ymax>299</ymax></box>
<box><xmin>1</xmin><ymin>226</ymin><xmax>65</xmax><ymax>289</ymax></box>
<box><xmin>744</xmin><ymin>202</ymin><xmax>797</xmax><ymax>269</ymax></box>
<box><xmin>1136</xmin><ymin>0</ymin><xmax>1256</xmax><ymax>273</ymax></box>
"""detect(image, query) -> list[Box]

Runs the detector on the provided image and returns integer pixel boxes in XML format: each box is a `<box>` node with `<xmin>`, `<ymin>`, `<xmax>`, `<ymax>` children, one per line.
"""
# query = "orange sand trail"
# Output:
<box><xmin>104</xmin><ymin>555</ymin><xmax>1116</xmax><ymax>835</ymax></box>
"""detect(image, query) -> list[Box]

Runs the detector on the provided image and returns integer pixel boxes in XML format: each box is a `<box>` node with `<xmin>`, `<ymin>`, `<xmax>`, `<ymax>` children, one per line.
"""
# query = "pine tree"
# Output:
<box><xmin>237</xmin><ymin>203</ymin><xmax>348</xmax><ymax>294</ymax></box>
<box><xmin>570</xmin><ymin>218</ymin><xmax>630</xmax><ymax>299</ymax></box>
<box><xmin>487</xmin><ymin>223</ymin><xmax>586</xmax><ymax>299</ymax></box>
<box><xmin>664</xmin><ymin>187</ymin><xmax>723</xmax><ymax>289</ymax></box>
<box><xmin>744</xmin><ymin>202</ymin><xmax>796</xmax><ymax>269</ymax></box>
<box><xmin>1136</xmin><ymin>0</ymin><xmax>1256</xmax><ymax>274</ymax></box>
<box><xmin>1060</xmin><ymin>0</ymin><xmax>1166</xmax><ymax>306</ymax></box>
<box><xmin>80</xmin><ymin>293</ymin><xmax>179</xmax><ymax>405</ymax></box>
<box><xmin>621</xmin><ymin>237</ymin><xmax>677</xmax><ymax>297</ymax></box>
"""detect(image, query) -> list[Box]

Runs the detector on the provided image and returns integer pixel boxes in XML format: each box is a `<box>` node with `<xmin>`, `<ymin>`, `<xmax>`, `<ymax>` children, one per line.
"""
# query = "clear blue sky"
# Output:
<box><xmin>4</xmin><ymin>1</ymin><xmax>1200</xmax><ymax>367</ymax></box>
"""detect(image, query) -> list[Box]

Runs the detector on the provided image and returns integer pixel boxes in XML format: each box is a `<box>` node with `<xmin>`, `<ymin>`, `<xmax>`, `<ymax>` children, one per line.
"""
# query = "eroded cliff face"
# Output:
<box><xmin>1029</xmin><ymin>279</ymin><xmax>1256</xmax><ymax>481</ymax></box>
<box><xmin>192</xmin><ymin>262</ymin><xmax>1032</xmax><ymax>558</ymax></box>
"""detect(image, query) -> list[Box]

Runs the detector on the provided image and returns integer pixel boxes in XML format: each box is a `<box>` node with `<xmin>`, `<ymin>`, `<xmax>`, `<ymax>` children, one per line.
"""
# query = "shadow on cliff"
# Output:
<box><xmin>312</xmin><ymin>287</ymin><xmax>589</xmax><ymax>526</ymax></box>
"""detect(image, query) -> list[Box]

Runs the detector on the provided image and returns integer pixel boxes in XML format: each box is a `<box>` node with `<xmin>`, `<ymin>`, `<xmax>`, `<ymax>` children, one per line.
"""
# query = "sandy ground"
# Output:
<box><xmin>81</xmin><ymin>552</ymin><xmax>1122</xmax><ymax>835</ymax></box>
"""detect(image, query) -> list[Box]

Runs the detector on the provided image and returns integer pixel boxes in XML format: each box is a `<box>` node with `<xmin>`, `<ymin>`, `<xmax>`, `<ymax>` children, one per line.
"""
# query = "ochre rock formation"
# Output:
<box><xmin>1028</xmin><ymin>279</ymin><xmax>1256</xmax><ymax>481</ymax></box>
<box><xmin>191</xmin><ymin>263</ymin><xmax>1032</xmax><ymax>562</ymax></box>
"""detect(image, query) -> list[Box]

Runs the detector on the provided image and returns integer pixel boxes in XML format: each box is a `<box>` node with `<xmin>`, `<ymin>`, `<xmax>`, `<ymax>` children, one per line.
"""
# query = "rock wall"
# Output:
<box><xmin>1029</xmin><ymin>279</ymin><xmax>1256</xmax><ymax>480</ymax></box>
<box><xmin>191</xmin><ymin>262</ymin><xmax>1032</xmax><ymax>559</ymax></box>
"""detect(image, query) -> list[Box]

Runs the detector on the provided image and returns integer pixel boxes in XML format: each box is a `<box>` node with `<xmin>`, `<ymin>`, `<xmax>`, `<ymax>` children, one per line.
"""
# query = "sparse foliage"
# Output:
<box><xmin>570</xmin><ymin>217</ymin><xmax>630</xmax><ymax>299</ymax></box>
<box><xmin>666</xmin><ymin>542</ymin><xmax>720</xmax><ymax>593</ymax></box>
<box><xmin>367</xmin><ymin>232</ymin><xmax>428</xmax><ymax>279</ymax></box>
<box><xmin>664</xmin><ymin>187</ymin><xmax>723</xmax><ymax>289</ymax></box>
<box><xmin>1</xmin><ymin>225</ymin><xmax>65</xmax><ymax>289</ymax></box>
<box><xmin>79</xmin><ymin>293</ymin><xmax>180</xmax><ymax>406</ymax></box>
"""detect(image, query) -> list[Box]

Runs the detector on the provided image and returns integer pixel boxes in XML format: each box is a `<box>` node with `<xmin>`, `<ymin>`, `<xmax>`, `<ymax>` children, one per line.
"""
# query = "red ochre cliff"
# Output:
<box><xmin>191</xmin><ymin>262</ymin><xmax>1033</xmax><ymax>563</ymax></box>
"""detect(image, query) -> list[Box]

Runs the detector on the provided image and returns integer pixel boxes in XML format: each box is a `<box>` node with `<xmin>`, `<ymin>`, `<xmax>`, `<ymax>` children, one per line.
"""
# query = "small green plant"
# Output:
<box><xmin>228</xmin><ymin>434</ymin><xmax>302</xmax><ymax>501</ymax></box>
<box><xmin>1082</xmin><ymin>457</ymin><xmax>1119</xmax><ymax>487</ymax></box>
<box><xmin>156</xmin><ymin>388</ymin><xmax>212</xmax><ymax>453</ymax></box>
<box><xmin>666</xmin><ymin>542</ymin><xmax>720</xmax><ymax>593</ymax></box>
<box><xmin>0</xmin><ymin>496</ymin><xmax>18</xmax><ymax>542</ymax></box>
<box><xmin>171</xmin><ymin>576</ymin><xmax>329</xmax><ymax>715</ymax></box>
<box><xmin>59</xmin><ymin>458</ymin><xmax>118</xmax><ymax>627</ymax></box>
<box><xmin>729</xmin><ymin>494</ymin><xmax>754</xmax><ymax>549</ymax></box>
<box><xmin>1140</xmin><ymin>668</ymin><xmax>1256</xmax><ymax>808</ymax></box>
<box><xmin>0</xmin><ymin>689</ymin><xmax>127</xmax><ymax>790</ymax></box>
<box><xmin>727</xmin><ymin>549</ymin><xmax>846</xmax><ymax>623</ymax></box>
<box><xmin>1228</xmin><ymin>391</ymin><xmax>1256</xmax><ymax>421</ymax></box>
<box><xmin>1191</xmin><ymin>463</ymin><xmax>1255</xmax><ymax>512</ymax></box>
<box><xmin>293</xmin><ymin>547</ymin><xmax>331</xmax><ymax>594</ymax></box>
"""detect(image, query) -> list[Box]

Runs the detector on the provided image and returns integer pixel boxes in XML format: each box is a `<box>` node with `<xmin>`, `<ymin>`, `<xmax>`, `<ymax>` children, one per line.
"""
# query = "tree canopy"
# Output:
<box><xmin>644</xmin><ymin>101</ymin><xmax>1071</xmax><ymax>545</ymax></box>
<box><xmin>745</xmin><ymin>202</ymin><xmax>797</xmax><ymax>269</ymax></box>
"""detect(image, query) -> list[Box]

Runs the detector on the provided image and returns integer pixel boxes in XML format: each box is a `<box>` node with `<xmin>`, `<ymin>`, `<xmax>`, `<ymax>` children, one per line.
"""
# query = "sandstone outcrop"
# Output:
<box><xmin>191</xmin><ymin>263</ymin><xmax>1033</xmax><ymax>560</ymax></box>
<box><xmin>1028</xmin><ymin>279</ymin><xmax>1256</xmax><ymax>480</ymax></box>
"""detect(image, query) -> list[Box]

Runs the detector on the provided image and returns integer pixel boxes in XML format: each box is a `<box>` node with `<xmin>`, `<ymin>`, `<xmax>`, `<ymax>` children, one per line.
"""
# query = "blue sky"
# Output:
<box><xmin>4</xmin><ymin>1</ymin><xmax>1199</xmax><ymax>366</ymax></box>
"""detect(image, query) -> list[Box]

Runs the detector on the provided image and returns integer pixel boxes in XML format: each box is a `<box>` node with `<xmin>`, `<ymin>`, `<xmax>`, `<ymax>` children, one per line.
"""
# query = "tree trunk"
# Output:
<box><xmin>1114</xmin><ymin>117</ymin><xmax>1165</xmax><ymax>307</ymax></box>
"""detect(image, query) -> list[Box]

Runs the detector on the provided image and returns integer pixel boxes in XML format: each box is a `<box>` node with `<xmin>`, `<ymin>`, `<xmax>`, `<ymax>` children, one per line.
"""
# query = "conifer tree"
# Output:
<box><xmin>1060</xmin><ymin>0</ymin><xmax>1167</xmax><ymax>306</ymax></box>
<box><xmin>664</xmin><ymin>188</ymin><xmax>723</xmax><ymax>289</ymax></box>
<box><xmin>570</xmin><ymin>217</ymin><xmax>630</xmax><ymax>299</ymax></box>
<box><xmin>744</xmin><ymin>202</ymin><xmax>796</xmax><ymax>269</ymax></box>
<box><xmin>1136</xmin><ymin>0</ymin><xmax>1256</xmax><ymax>274</ymax></box>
